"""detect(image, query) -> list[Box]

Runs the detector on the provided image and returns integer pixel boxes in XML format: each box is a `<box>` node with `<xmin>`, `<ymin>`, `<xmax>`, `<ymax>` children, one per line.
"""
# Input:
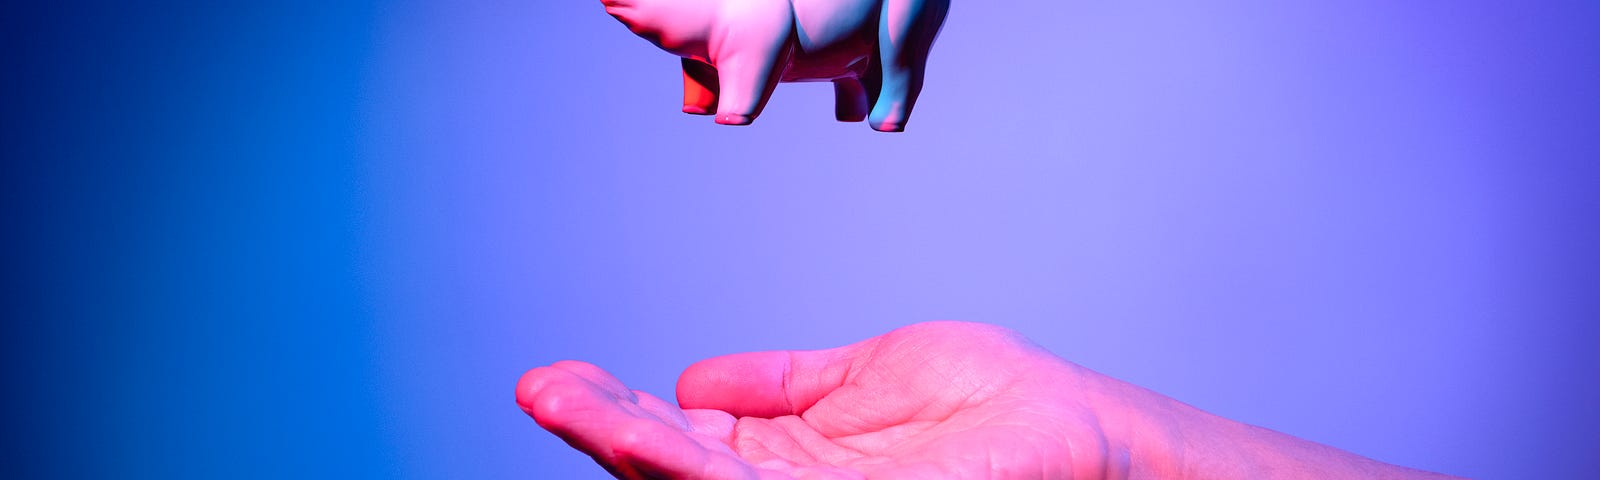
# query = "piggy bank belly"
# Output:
<box><xmin>782</xmin><ymin>0</ymin><xmax>881</xmax><ymax>81</ymax></box>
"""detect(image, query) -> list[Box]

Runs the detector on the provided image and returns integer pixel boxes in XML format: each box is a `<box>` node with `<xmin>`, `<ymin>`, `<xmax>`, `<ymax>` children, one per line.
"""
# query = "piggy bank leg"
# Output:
<box><xmin>712</xmin><ymin>19</ymin><xmax>794</xmax><ymax>126</ymax></box>
<box><xmin>713</xmin><ymin>45</ymin><xmax>792</xmax><ymax>125</ymax></box>
<box><xmin>833</xmin><ymin>78</ymin><xmax>870</xmax><ymax>122</ymax></box>
<box><xmin>870</xmin><ymin>0</ymin><xmax>950</xmax><ymax>132</ymax></box>
<box><xmin>681</xmin><ymin>58</ymin><xmax>719</xmax><ymax>115</ymax></box>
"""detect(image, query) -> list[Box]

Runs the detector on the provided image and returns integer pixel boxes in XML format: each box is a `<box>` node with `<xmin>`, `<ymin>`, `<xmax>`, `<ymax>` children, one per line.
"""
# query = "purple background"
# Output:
<box><xmin>4</xmin><ymin>1</ymin><xmax>1597</xmax><ymax>479</ymax></box>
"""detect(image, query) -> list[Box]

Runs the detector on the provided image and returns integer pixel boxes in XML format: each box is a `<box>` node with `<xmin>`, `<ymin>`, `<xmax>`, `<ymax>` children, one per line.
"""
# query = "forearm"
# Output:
<box><xmin>1082</xmin><ymin>369</ymin><xmax>1460</xmax><ymax>480</ymax></box>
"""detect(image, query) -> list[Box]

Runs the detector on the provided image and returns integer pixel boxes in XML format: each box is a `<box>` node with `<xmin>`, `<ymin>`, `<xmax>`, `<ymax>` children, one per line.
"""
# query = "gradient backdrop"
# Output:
<box><xmin>3</xmin><ymin>1</ymin><xmax>1597</xmax><ymax>479</ymax></box>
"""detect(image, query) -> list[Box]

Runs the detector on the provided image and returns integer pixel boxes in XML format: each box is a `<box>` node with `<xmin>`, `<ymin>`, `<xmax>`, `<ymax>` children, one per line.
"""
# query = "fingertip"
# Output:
<box><xmin>674</xmin><ymin>358</ymin><xmax>714</xmax><ymax>408</ymax></box>
<box><xmin>676</xmin><ymin>352</ymin><xmax>791</xmax><ymax>417</ymax></box>
<box><xmin>515</xmin><ymin>366</ymin><xmax>562</xmax><ymax>415</ymax></box>
<box><xmin>528</xmin><ymin>381</ymin><xmax>594</xmax><ymax>429</ymax></box>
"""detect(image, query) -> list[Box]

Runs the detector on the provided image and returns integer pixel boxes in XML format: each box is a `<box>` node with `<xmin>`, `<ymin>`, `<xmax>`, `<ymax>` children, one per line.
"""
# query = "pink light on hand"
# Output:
<box><xmin>515</xmin><ymin>322</ymin><xmax>1462</xmax><ymax>479</ymax></box>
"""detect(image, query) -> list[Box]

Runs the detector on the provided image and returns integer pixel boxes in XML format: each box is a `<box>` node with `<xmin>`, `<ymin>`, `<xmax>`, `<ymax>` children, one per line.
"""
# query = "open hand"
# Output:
<box><xmin>515</xmin><ymin>322</ymin><xmax>1118</xmax><ymax>479</ymax></box>
<box><xmin>516</xmin><ymin>321</ymin><xmax>1458</xmax><ymax>479</ymax></box>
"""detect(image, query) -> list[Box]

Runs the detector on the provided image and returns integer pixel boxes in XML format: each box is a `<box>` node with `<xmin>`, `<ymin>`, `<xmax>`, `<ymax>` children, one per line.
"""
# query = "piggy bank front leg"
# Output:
<box><xmin>712</xmin><ymin>44</ymin><xmax>792</xmax><ymax>125</ymax></box>
<box><xmin>710</xmin><ymin>11</ymin><xmax>795</xmax><ymax>126</ymax></box>
<box><xmin>870</xmin><ymin>0</ymin><xmax>950</xmax><ymax>132</ymax></box>
<box><xmin>681</xmin><ymin>58</ymin><xmax>720</xmax><ymax>115</ymax></box>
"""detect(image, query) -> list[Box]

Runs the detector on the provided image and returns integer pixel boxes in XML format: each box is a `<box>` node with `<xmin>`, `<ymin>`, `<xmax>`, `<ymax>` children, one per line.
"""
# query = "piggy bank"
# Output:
<box><xmin>601</xmin><ymin>0</ymin><xmax>950</xmax><ymax>132</ymax></box>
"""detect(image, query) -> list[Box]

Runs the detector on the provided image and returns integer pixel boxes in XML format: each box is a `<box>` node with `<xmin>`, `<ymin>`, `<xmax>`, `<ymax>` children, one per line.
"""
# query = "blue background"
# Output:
<box><xmin>3</xmin><ymin>1</ymin><xmax>1597</xmax><ymax>478</ymax></box>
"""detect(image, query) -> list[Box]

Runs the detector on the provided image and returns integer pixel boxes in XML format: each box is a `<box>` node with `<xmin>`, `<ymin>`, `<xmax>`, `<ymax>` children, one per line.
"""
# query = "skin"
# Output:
<box><xmin>600</xmin><ymin>0</ymin><xmax>949</xmax><ymax>131</ymax></box>
<box><xmin>516</xmin><ymin>321</ymin><xmax>1462</xmax><ymax>479</ymax></box>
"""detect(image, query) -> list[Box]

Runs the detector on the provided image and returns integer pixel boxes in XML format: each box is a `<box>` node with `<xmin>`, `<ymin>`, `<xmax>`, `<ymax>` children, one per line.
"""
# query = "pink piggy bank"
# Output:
<box><xmin>601</xmin><ymin>0</ymin><xmax>950</xmax><ymax>132</ymax></box>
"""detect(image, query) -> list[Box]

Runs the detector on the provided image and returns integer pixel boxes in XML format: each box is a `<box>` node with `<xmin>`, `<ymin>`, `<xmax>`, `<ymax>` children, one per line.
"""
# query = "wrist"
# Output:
<box><xmin>1082</xmin><ymin>369</ymin><xmax>1461</xmax><ymax>480</ymax></box>
<box><xmin>1080</xmin><ymin>370</ymin><xmax>1202</xmax><ymax>480</ymax></box>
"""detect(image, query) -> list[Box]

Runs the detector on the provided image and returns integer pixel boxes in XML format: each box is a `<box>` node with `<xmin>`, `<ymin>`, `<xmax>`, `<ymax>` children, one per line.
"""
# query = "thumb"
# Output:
<box><xmin>675</xmin><ymin>339</ymin><xmax>874</xmax><ymax>418</ymax></box>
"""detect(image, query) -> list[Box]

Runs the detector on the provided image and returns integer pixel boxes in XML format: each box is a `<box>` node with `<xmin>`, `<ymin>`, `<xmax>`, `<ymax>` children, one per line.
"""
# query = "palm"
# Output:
<box><xmin>518</xmin><ymin>322</ymin><xmax>1112</xmax><ymax>479</ymax></box>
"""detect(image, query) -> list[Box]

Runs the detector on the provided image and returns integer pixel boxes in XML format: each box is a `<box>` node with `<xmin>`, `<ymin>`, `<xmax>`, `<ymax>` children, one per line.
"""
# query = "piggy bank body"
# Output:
<box><xmin>602</xmin><ymin>0</ymin><xmax>950</xmax><ymax>131</ymax></box>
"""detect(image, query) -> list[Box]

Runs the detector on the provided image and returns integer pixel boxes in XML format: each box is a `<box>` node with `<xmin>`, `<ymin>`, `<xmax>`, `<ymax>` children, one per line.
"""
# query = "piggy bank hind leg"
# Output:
<box><xmin>869</xmin><ymin>0</ymin><xmax>950</xmax><ymax>132</ymax></box>
<box><xmin>682</xmin><ymin>58</ymin><xmax>719</xmax><ymax>115</ymax></box>
<box><xmin>833</xmin><ymin>78</ymin><xmax>870</xmax><ymax>122</ymax></box>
